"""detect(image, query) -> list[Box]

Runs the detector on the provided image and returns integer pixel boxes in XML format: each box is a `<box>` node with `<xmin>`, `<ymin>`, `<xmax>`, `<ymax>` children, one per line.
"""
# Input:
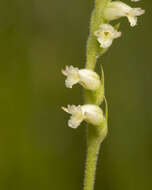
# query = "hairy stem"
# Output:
<box><xmin>86</xmin><ymin>0</ymin><xmax>109</xmax><ymax>70</ymax></box>
<box><xmin>83</xmin><ymin>0</ymin><xmax>110</xmax><ymax>190</ymax></box>
<box><xmin>83</xmin><ymin>122</ymin><xmax>107</xmax><ymax>190</ymax></box>
<box><xmin>84</xmin><ymin>127</ymin><xmax>101</xmax><ymax>190</ymax></box>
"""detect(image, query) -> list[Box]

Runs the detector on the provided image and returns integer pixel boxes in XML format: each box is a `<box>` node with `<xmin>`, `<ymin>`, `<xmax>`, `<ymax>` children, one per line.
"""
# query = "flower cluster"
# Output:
<box><xmin>95</xmin><ymin>1</ymin><xmax>145</xmax><ymax>48</ymax></box>
<box><xmin>62</xmin><ymin>65</ymin><xmax>104</xmax><ymax>129</ymax></box>
<box><xmin>62</xmin><ymin>0</ymin><xmax>144</xmax><ymax>129</ymax></box>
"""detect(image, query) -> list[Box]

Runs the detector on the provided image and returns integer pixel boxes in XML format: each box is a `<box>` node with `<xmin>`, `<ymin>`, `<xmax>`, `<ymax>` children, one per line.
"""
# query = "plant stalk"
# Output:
<box><xmin>83</xmin><ymin>0</ymin><xmax>110</xmax><ymax>190</ymax></box>
<box><xmin>83</xmin><ymin>126</ymin><xmax>101</xmax><ymax>190</ymax></box>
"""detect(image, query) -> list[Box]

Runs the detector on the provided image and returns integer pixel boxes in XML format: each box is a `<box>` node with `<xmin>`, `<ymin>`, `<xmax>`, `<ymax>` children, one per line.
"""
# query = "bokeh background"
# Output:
<box><xmin>0</xmin><ymin>0</ymin><xmax>151</xmax><ymax>189</ymax></box>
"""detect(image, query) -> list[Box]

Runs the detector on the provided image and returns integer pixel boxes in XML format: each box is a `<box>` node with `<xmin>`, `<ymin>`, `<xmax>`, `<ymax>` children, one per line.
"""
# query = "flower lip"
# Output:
<box><xmin>62</xmin><ymin>66</ymin><xmax>80</xmax><ymax>88</ymax></box>
<box><xmin>94</xmin><ymin>24</ymin><xmax>121</xmax><ymax>48</ymax></box>
<box><xmin>62</xmin><ymin>105</ymin><xmax>84</xmax><ymax>129</ymax></box>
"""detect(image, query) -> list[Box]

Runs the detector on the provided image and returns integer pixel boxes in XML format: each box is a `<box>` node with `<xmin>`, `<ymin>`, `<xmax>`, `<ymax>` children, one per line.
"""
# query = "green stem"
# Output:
<box><xmin>86</xmin><ymin>0</ymin><xmax>110</xmax><ymax>70</ymax></box>
<box><xmin>83</xmin><ymin>0</ymin><xmax>110</xmax><ymax>190</ymax></box>
<box><xmin>83</xmin><ymin>127</ymin><xmax>101</xmax><ymax>190</ymax></box>
<box><xmin>83</xmin><ymin>121</ymin><xmax>107</xmax><ymax>190</ymax></box>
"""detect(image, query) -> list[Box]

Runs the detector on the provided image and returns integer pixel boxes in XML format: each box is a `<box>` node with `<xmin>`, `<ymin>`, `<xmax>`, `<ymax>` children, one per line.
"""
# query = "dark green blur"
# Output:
<box><xmin>0</xmin><ymin>0</ymin><xmax>151</xmax><ymax>189</ymax></box>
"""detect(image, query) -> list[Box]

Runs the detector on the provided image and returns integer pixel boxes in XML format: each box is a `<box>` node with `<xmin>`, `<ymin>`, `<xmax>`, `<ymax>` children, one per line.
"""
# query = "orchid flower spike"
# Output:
<box><xmin>62</xmin><ymin>66</ymin><xmax>101</xmax><ymax>90</ymax></box>
<box><xmin>104</xmin><ymin>1</ymin><xmax>145</xmax><ymax>27</ymax></box>
<box><xmin>94</xmin><ymin>24</ymin><xmax>121</xmax><ymax>48</ymax></box>
<box><xmin>62</xmin><ymin>105</ymin><xmax>104</xmax><ymax>129</ymax></box>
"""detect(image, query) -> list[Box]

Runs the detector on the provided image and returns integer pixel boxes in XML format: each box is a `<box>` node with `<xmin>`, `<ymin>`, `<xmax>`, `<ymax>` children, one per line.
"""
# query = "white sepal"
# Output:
<box><xmin>94</xmin><ymin>24</ymin><xmax>121</xmax><ymax>48</ymax></box>
<box><xmin>104</xmin><ymin>1</ymin><xmax>145</xmax><ymax>27</ymax></box>
<box><xmin>62</xmin><ymin>66</ymin><xmax>100</xmax><ymax>90</ymax></box>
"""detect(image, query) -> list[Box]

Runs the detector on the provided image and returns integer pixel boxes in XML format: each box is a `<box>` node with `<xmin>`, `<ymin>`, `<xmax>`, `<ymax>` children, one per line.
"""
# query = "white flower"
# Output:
<box><xmin>94</xmin><ymin>24</ymin><xmax>121</xmax><ymax>48</ymax></box>
<box><xmin>62</xmin><ymin>105</ymin><xmax>104</xmax><ymax>129</ymax></box>
<box><xmin>104</xmin><ymin>1</ymin><xmax>145</xmax><ymax>27</ymax></box>
<box><xmin>62</xmin><ymin>66</ymin><xmax>100</xmax><ymax>90</ymax></box>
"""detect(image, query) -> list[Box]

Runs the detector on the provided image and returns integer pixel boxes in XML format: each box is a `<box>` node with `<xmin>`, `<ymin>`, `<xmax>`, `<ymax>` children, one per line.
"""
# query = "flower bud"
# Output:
<box><xmin>94</xmin><ymin>24</ymin><xmax>121</xmax><ymax>48</ymax></box>
<box><xmin>62</xmin><ymin>66</ymin><xmax>100</xmax><ymax>90</ymax></box>
<box><xmin>104</xmin><ymin>1</ymin><xmax>145</xmax><ymax>27</ymax></box>
<box><xmin>62</xmin><ymin>105</ymin><xmax>104</xmax><ymax>129</ymax></box>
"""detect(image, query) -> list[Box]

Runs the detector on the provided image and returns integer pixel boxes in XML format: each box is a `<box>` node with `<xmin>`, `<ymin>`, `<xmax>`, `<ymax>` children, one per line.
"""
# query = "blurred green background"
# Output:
<box><xmin>0</xmin><ymin>0</ymin><xmax>151</xmax><ymax>189</ymax></box>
